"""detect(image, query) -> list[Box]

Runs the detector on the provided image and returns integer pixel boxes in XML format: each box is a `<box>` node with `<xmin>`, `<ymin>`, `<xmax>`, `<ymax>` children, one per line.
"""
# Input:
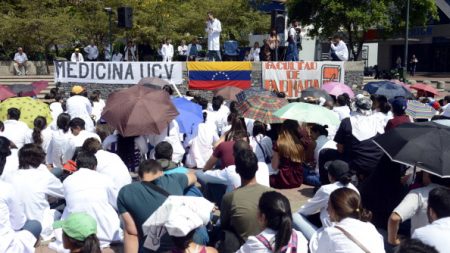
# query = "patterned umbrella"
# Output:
<box><xmin>138</xmin><ymin>77</ymin><xmax>170</xmax><ymax>89</ymax></box>
<box><xmin>235</xmin><ymin>87</ymin><xmax>276</xmax><ymax>103</ymax></box>
<box><xmin>406</xmin><ymin>100</ymin><xmax>436</xmax><ymax>119</ymax></box>
<box><xmin>213</xmin><ymin>86</ymin><xmax>243</xmax><ymax>101</ymax></box>
<box><xmin>300</xmin><ymin>87</ymin><xmax>333</xmax><ymax>101</ymax></box>
<box><xmin>0</xmin><ymin>86</ymin><xmax>16</xmax><ymax>101</ymax></box>
<box><xmin>0</xmin><ymin>97</ymin><xmax>52</xmax><ymax>128</ymax></box>
<box><xmin>237</xmin><ymin>95</ymin><xmax>288</xmax><ymax>124</ymax></box>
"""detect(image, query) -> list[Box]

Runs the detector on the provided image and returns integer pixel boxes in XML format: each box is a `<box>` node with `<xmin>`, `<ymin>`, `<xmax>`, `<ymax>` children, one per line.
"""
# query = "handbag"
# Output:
<box><xmin>255</xmin><ymin>138</ymin><xmax>271</xmax><ymax>164</ymax></box>
<box><xmin>335</xmin><ymin>226</ymin><xmax>371</xmax><ymax>253</ymax></box>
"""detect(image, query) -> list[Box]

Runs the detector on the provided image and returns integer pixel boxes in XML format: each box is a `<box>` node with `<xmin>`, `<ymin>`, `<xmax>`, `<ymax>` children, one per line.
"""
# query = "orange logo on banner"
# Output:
<box><xmin>321</xmin><ymin>65</ymin><xmax>341</xmax><ymax>85</ymax></box>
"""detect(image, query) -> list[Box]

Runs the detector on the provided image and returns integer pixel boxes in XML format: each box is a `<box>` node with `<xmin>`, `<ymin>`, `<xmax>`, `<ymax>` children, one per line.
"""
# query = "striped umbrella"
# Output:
<box><xmin>237</xmin><ymin>95</ymin><xmax>288</xmax><ymax>124</ymax></box>
<box><xmin>235</xmin><ymin>87</ymin><xmax>276</xmax><ymax>103</ymax></box>
<box><xmin>406</xmin><ymin>100</ymin><xmax>436</xmax><ymax>119</ymax></box>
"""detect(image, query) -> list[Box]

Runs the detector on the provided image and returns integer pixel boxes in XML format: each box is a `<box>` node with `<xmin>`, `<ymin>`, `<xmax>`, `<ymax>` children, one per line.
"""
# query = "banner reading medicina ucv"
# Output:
<box><xmin>54</xmin><ymin>61</ymin><xmax>183</xmax><ymax>84</ymax></box>
<box><xmin>262</xmin><ymin>61</ymin><xmax>345</xmax><ymax>98</ymax></box>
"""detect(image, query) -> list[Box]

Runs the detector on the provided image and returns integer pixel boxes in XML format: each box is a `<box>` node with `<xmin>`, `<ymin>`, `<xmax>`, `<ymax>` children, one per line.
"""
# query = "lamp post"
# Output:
<box><xmin>403</xmin><ymin>0</ymin><xmax>410</xmax><ymax>80</ymax></box>
<box><xmin>105</xmin><ymin>7</ymin><xmax>113</xmax><ymax>61</ymax></box>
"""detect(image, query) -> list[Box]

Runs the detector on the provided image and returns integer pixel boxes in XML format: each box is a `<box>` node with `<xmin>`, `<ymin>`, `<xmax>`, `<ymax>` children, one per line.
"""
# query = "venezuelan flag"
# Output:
<box><xmin>187</xmin><ymin>62</ymin><xmax>252</xmax><ymax>90</ymax></box>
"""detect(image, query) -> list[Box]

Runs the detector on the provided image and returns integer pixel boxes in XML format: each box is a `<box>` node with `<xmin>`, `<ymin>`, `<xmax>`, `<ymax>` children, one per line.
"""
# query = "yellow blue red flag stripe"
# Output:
<box><xmin>187</xmin><ymin>62</ymin><xmax>252</xmax><ymax>90</ymax></box>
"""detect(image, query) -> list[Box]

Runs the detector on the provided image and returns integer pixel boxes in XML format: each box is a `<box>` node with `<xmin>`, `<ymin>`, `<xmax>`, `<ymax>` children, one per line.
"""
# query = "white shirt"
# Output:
<box><xmin>124</xmin><ymin>45</ymin><xmax>137</xmax><ymax>61</ymax></box>
<box><xmin>288</xmin><ymin>27</ymin><xmax>297</xmax><ymax>42</ymax></box>
<box><xmin>62</xmin><ymin>168</ymin><xmax>122</xmax><ymax>247</ymax></box>
<box><xmin>47</xmin><ymin>129</ymin><xmax>72</xmax><ymax>166</ymax></box>
<box><xmin>206</xmin><ymin>18</ymin><xmax>222</xmax><ymax>51</ymax></box>
<box><xmin>199</xmin><ymin>162</ymin><xmax>270</xmax><ymax>192</ymax></box>
<box><xmin>14</xmin><ymin>52</ymin><xmax>28</xmax><ymax>64</ymax></box>
<box><xmin>349</xmin><ymin>113</ymin><xmax>385</xmax><ymax>141</ymax></box>
<box><xmin>310</xmin><ymin>218</ymin><xmax>385</xmax><ymax>253</ymax></box>
<box><xmin>249</xmin><ymin>135</ymin><xmax>273</xmax><ymax>164</ymax></box>
<box><xmin>112</xmin><ymin>52</ymin><xmax>123</xmax><ymax>62</ymax></box>
<box><xmin>84</xmin><ymin>45</ymin><xmax>99</xmax><ymax>60</ymax></box>
<box><xmin>25</xmin><ymin>127</ymin><xmax>53</xmax><ymax>156</ymax></box>
<box><xmin>65</xmin><ymin>95</ymin><xmax>94</xmax><ymax>132</ymax></box>
<box><xmin>177</xmin><ymin>45</ymin><xmax>188</xmax><ymax>56</ymax></box>
<box><xmin>161</xmin><ymin>43</ymin><xmax>174</xmax><ymax>61</ymax></box>
<box><xmin>299</xmin><ymin>182</ymin><xmax>358</xmax><ymax>227</ymax></box>
<box><xmin>2</xmin><ymin>120</ymin><xmax>30</xmax><ymax>148</ymax></box>
<box><xmin>95</xmin><ymin>150</ymin><xmax>132</xmax><ymax>190</ymax></box>
<box><xmin>64</xmin><ymin>130</ymin><xmax>101</xmax><ymax>162</ymax></box>
<box><xmin>393</xmin><ymin>183</ymin><xmax>439</xmax><ymax>234</ymax></box>
<box><xmin>148</xmin><ymin>120</ymin><xmax>185</xmax><ymax>163</ymax></box>
<box><xmin>185</xmin><ymin>122</ymin><xmax>219</xmax><ymax>168</ymax></box>
<box><xmin>330</xmin><ymin>40</ymin><xmax>349</xmax><ymax>61</ymax></box>
<box><xmin>314</xmin><ymin>135</ymin><xmax>337</xmax><ymax>172</ymax></box>
<box><xmin>373</xmin><ymin>111</ymin><xmax>393</xmax><ymax>128</ymax></box>
<box><xmin>3</xmin><ymin>164</ymin><xmax>64</xmax><ymax>228</ymax></box>
<box><xmin>70</xmin><ymin>52</ymin><xmax>84</xmax><ymax>62</ymax></box>
<box><xmin>0</xmin><ymin>180</ymin><xmax>36</xmax><ymax>253</ymax></box>
<box><xmin>92</xmin><ymin>99</ymin><xmax>106</xmax><ymax>122</ymax></box>
<box><xmin>333</xmin><ymin>106</ymin><xmax>351</xmax><ymax>121</ymax></box>
<box><xmin>249</xmin><ymin>47</ymin><xmax>260</xmax><ymax>62</ymax></box>
<box><xmin>237</xmin><ymin>228</ymin><xmax>308</xmax><ymax>253</ymax></box>
<box><xmin>0</xmin><ymin>149</ymin><xmax>19</xmax><ymax>180</ymax></box>
<box><xmin>412</xmin><ymin>217</ymin><xmax>450</xmax><ymax>253</ymax></box>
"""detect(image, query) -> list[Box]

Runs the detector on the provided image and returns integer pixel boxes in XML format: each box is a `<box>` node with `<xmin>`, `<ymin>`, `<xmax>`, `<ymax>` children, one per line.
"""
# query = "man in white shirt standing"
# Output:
<box><xmin>330</xmin><ymin>35</ymin><xmax>348</xmax><ymax>61</ymax></box>
<box><xmin>13</xmin><ymin>47</ymin><xmax>30</xmax><ymax>75</ymax></box>
<box><xmin>2</xmin><ymin>108</ymin><xmax>30</xmax><ymax>148</ymax></box>
<box><xmin>70</xmin><ymin>48</ymin><xmax>84</xmax><ymax>62</ymax></box>
<box><xmin>84</xmin><ymin>40</ymin><xmax>99</xmax><ymax>61</ymax></box>
<box><xmin>206</xmin><ymin>12</ymin><xmax>222</xmax><ymax>61</ymax></box>
<box><xmin>161</xmin><ymin>39</ymin><xmax>174</xmax><ymax>62</ymax></box>
<box><xmin>59</xmin><ymin>152</ymin><xmax>122</xmax><ymax>249</ymax></box>
<box><xmin>177</xmin><ymin>40</ymin><xmax>188</xmax><ymax>61</ymax></box>
<box><xmin>66</xmin><ymin>85</ymin><xmax>95</xmax><ymax>132</ymax></box>
<box><xmin>412</xmin><ymin>187</ymin><xmax>450</xmax><ymax>253</ymax></box>
<box><xmin>124</xmin><ymin>40</ymin><xmax>138</xmax><ymax>61</ymax></box>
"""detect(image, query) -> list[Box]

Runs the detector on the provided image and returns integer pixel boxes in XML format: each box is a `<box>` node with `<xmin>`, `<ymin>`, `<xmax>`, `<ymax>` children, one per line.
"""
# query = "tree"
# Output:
<box><xmin>288</xmin><ymin>0</ymin><xmax>438</xmax><ymax>60</ymax></box>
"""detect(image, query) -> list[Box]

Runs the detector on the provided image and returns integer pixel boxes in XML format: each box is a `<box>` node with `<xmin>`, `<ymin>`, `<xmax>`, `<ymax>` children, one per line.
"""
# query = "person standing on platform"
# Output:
<box><xmin>330</xmin><ymin>35</ymin><xmax>348</xmax><ymax>61</ymax></box>
<box><xmin>177</xmin><ymin>40</ymin><xmax>188</xmax><ymax>61</ymax></box>
<box><xmin>124</xmin><ymin>40</ymin><xmax>138</xmax><ymax>61</ymax></box>
<box><xmin>70</xmin><ymin>48</ymin><xmax>84</xmax><ymax>62</ymax></box>
<box><xmin>84</xmin><ymin>40</ymin><xmax>99</xmax><ymax>61</ymax></box>
<box><xmin>205</xmin><ymin>12</ymin><xmax>222</xmax><ymax>61</ymax></box>
<box><xmin>161</xmin><ymin>39</ymin><xmax>174</xmax><ymax>62</ymax></box>
<box><xmin>187</xmin><ymin>38</ymin><xmax>202</xmax><ymax>61</ymax></box>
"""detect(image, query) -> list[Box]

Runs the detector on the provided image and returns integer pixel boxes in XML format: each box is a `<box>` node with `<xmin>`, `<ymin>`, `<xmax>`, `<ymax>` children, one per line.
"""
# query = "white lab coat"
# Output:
<box><xmin>314</xmin><ymin>135</ymin><xmax>337</xmax><ymax>172</ymax></box>
<box><xmin>330</xmin><ymin>40</ymin><xmax>349</xmax><ymax>61</ymax></box>
<box><xmin>25</xmin><ymin>127</ymin><xmax>53</xmax><ymax>159</ymax></box>
<box><xmin>298</xmin><ymin>182</ymin><xmax>359</xmax><ymax>227</ymax></box>
<box><xmin>249</xmin><ymin>47</ymin><xmax>260</xmax><ymax>62</ymax></box>
<box><xmin>83</xmin><ymin>45</ymin><xmax>99</xmax><ymax>60</ymax></box>
<box><xmin>185</xmin><ymin>122</ymin><xmax>219</xmax><ymax>168</ymax></box>
<box><xmin>412</xmin><ymin>217</ymin><xmax>450</xmax><ymax>253</ymax></box>
<box><xmin>95</xmin><ymin>150</ymin><xmax>132</xmax><ymax>190</ymax></box>
<box><xmin>0</xmin><ymin>149</ymin><xmax>19</xmax><ymax>180</ymax></box>
<box><xmin>310</xmin><ymin>218</ymin><xmax>385</xmax><ymax>253</ymax></box>
<box><xmin>70</xmin><ymin>53</ymin><xmax>84</xmax><ymax>62</ymax></box>
<box><xmin>47</xmin><ymin>129</ymin><xmax>72</xmax><ymax>167</ymax></box>
<box><xmin>63</xmin><ymin>130</ymin><xmax>101</xmax><ymax>162</ymax></box>
<box><xmin>0</xmin><ymin>180</ymin><xmax>36</xmax><ymax>253</ymax></box>
<box><xmin>161</xmin><ymin>43</ymin><xmax>174</xmax><ymax>62</ymax></box>
<box><xmin>3</xmin><ymin>165</ymin><xmax>64</xmax><ymax>238</ymax></box>
<box><xmin>237</xmin><ymin>228</ymin><xmax>308</xmax><ymax>253</ymax></box>
<box><xmin>206</xmin><ymin>18</ymin><xmax>222</xmax><ymax>51</ymax></box>
<box><xmin>2</xmin><ymin>120</ymin><xmax>30</xmax><ymax>149</ymax></box>
<box><xmin>148</xmin><ymin>120</ymin><xmax>185</xmax><ymax>163</ymax></box>
<box><xmin>112</xmin><ymin>52</ymin><xmax>123</xmax><ymax>62</ymax></box>
<box><xmin>61</xmin><ymin>168</ymin><xmax>122</xmax><ymax>248</ymax></box>
<box><xmin>65</xmin><ymin>95</ymin><xmax>94</xmax><ymax>132</ymax></box>
<box><xmin>92</xmin><ymin>99</ymin><xmax>106</xmax><ymax>122</ymax></box>
<box><xmin>124</xmin><ymin>45</ymin><xmax>138</xmax><ymax>61</ymax></box>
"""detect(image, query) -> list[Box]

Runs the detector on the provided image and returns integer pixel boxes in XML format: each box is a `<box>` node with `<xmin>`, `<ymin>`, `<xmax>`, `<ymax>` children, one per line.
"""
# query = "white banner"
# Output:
<box><xmin>262</xmin><ymin>61</ymin><xmax>345</xmax><ymax>98</ymax></box>
<box><xmin>54</xmin><ymin>61</ymin><xmax>183</xmax><ymax>84</ymax></box>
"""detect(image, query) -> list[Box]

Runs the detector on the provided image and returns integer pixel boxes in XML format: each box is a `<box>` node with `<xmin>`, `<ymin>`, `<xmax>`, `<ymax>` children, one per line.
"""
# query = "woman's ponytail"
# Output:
<box><xmin>274</xmin><ymin>213</ymin><xmax>293</xmax><ymax>253</ymax></box>
<box><xmin>81</xmin><ymin>234</ymin><xmax>101</xmax><ymax>253</ymax></box>
<box><xmin>32</xmin><ymin>116</ymin><xmax>47</xmax><ymax>146</ymax></box>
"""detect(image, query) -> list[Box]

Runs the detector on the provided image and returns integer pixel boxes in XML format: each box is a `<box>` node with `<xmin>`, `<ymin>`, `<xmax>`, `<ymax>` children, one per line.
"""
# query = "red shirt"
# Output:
<box><xmin>385</xmin><ymin>115</ymin><xmax>411</xmax><ymax>131</ymax></box>
<box><xmin>213</xmin><ymin>141</ymin><xmax>236</xmax><ymax>169</ymax></box>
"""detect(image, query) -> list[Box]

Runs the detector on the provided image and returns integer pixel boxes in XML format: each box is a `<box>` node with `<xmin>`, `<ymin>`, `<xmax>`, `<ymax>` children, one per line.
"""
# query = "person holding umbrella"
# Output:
<box><xmin>385</xmin><ymin>97</ymin><xmax>412</xmax><ymax>131</ymax></box>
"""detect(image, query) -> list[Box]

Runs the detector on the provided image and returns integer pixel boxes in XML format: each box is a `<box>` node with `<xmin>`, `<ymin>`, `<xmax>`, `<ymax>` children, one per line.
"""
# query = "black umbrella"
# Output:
<box><xmin>373</xmin><ymin>122</ymin><xmax>450</xmax><ymax>178</ymax></box>
<box><xmin>300</xmin><ymin>87</ymin><xmax>332</xmax><ymax>101</ymax></box>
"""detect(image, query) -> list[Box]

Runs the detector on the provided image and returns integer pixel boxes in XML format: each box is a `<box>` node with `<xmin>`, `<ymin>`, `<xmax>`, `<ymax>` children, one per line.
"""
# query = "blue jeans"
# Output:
<box><xmin>22</xmin><ymin>220</ymin><xmax>42</xmax><ymax>240</ymax></box>
<box><xmin>207</xmin><ymin>50</ymin><xmax>222</xmax><ymax>61</ymax></box>
<box><xmin>303</xmin><ymin>169</ymin><xmax>321</xmax><ymax>188</ymax></box>
<box><xmin>331</xmin><ymin>52</ymin><xmax>341</xmax><ymax>61</ymax></box>
<box><xmin>292</xmin><ymin>213</ymin><xmax>318</xmax><ymax>241</ymax></box>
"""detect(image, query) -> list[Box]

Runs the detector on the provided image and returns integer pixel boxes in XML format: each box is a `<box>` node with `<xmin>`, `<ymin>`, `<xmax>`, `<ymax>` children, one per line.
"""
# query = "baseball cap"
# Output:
<box><xmin>325</xmin><ymin>160</ymin><xmax>350</xmax><ymax>179</ymax></box>
<box><xmin>71</xmin><ymin>85</ymin><xmax>84</xmax><ymax>95</ymax></box>
<box><xmin>391</xmin><ymin>97</ymin><xmax>407</xmax><ymax>113</ymax></box>
<box><xmin>53</xmin><ymin>212</ymin><xmax>97</xmax><ymax>241</ymax></box>
<box><xmin>75</xmin><ymin>48</ymin><xmax>80</xmax><ymax>52</ymax></box>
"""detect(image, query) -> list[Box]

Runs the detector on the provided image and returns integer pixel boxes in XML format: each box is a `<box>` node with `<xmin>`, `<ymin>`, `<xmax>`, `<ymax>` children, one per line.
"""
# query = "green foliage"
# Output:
<box><xmin>287</xmin><ymin>0</ymin><xmax>438</xmax><ymax>60</ymax></box>
<box><xmin>0</xmin><ymin>0</ymin><xmax>270</xmax><ymax>60</ymax></box>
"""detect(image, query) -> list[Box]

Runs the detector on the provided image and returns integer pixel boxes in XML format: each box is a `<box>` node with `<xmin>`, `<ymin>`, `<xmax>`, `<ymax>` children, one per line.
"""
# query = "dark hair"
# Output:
<box><xmin>212</xmin><ymin>96</ymin><xmax>223</xmax><ymax>111</ymax></box>
<box><xmin>229</xmin><ymin>101</ymin><xmax>238</xmax><ymax>114</ymax></box>
<box><xmin>32</xmin><ymin>116</ymin><xmax>47</xmax><ymax>146</ymax></box>
<box><xmin>154</xmin><ymin>141</ymin><xmax>173</xmax><ymax>160</ymax></box>
<box><xmin>259</xmin><ymin>191</ymin><xmax>293</xmax><ymax>253</ymax></box>
<box><xmin>0</xmin><ymin>121</ymin><xmax>4</xmax><ymax>131</ymax></box>
<box><xmin>428</xmin><ymin>187</ymin><xmax>450</xmax><ymax>219</ymax></box>
<box><xmin>332</xmin><ymin>34</ymin><xmax>341</xmax><ymax>40</ymax></box>
<box><xmin>376</xmin><ymin>95</ymin><xmax>391</xmax><ymax>114</ymax></box>
<box><xmin>252</xmin><ymin>121</ymin><xmax>266</xmax><ymax>137</ymax></box>
<box><xmin>69</xmin><ymin>117</ymin><xmax>86</xmax><ymax>130</ymax></box>
<box><xmin>0</xmin><ymin>137</ymin><xmax>11</xmax><ymax>176</ymax></box>
<box><xmin>310</xmin><ymin>124</ymin><xmax>328</xmax><ymax>137</ymax></box>
<box><xmin>171</xmin><ymin>230</ymin><xmax>196</xmax><ymax>251</ymax></box>
<box><xmin>396</xmin><ymin>239</ymin><xmax>438</xmax><ymax>253</ymax></box>
<box><xmin>444</xmin><ymin>95</ymin><xmax>450</xmax><ymax>103</ymax></box>
<box><xmin>224</xmin><ymin>117</ymin><xmax>248</xmax><ymax>141</ymax></box>
<box><xmin>90</xmin><ymin>90</ymin><xmax>101</xmax><ymax>102</ymax></box>
<box><xmin>76</xmin><ymin>151</ymin><xmax>97</xmax><ymax>170</ymax></box>
<box><xmin>57</xmin><ymin>113</ymin><xmax>71</xmax><ymax>133</ymax></box>
<box><xmin>138</xmin><ymin>159</ymin><xmax>163</xmax><ymax>178</ymax></box>
<box><xmin>336</xmin><ymin>94</ymin><xmax>349</xmax><ymax>107</ymax></box>
<box><xmin>116</xmin><ymin>135</ymin><xmax>137</xmax><ymax>167</ymax></box>
<box><xmin>7</xmin><ymin>108</ymin><xmax>20</xmax><ymax>120</ymax></box>
<box><xmin>81</xmin><ymin>138</ymin><xmax>102</xmax><ymax>155</ymax></box>
<box><xmin>235</xmin><ymin>149</ymin><xmax>258</xmax><ymax>180</ymax></box>
<box><xmin>162</xmin><ymin>85</ymin><xmax>173</xmax><ymax>96</ymax></box>
<box><xmin>64</xmin><ymin>232</ymin><xmax>101</xmax><ymax>253</ymax></box>
<box><xmin>19</xmin><ymin>144</ymin><xmax>46</xmax><ymax>169</ymax></box>
<box><xmin>329</xmin><ymin>188</ymin><xmax>372</xmax><ymax>222</ymax></box>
